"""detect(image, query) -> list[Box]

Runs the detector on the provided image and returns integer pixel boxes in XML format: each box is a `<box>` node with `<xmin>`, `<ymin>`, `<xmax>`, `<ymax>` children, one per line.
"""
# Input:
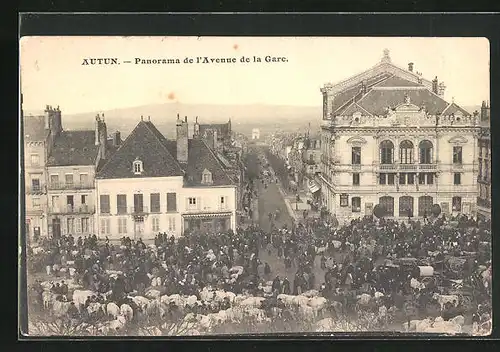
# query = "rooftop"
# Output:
<box><xmin>47</xmin><ymin>130</ymin><xmax>100</xmax><ymax>166</ymax></box>
<box><xmin>23</xmin><ymin>116</ymin><xmax>49</xmax><ymax>142</ymax></box>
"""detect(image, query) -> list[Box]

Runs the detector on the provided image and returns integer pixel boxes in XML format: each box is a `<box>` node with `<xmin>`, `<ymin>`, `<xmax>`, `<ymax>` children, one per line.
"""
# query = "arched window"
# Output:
<box><xmin>380</xmin><ymin>140</ymin><xmax>394</xmax><ymax>164</ymax></box>
<box><xmin>419</xmin><ymin>140</ymin><xmax>433</xmax><ymax>164</ymax></box>
<box><xmin>418</xmin><ymin>196</ymin><xmax>433</xmax><ymax>217</ymax></box>
<box><xmin>399</xmin><ymin>196</ymin><xmax>414</xmax><ymax>217</ymax></box>
<box><xmin>133</xmin><ymin>158</ymin><xmax>143</xmax><ymax>175</ymax></box>
<box><xmin>379</xmin><ymin>196</ymin><xmax>394</xmax><ymax>217</ymax></box>
<box><xmin>399</xmin><ymin>140</ymin><xmax>414</xmax><ymax>164</ymax></box>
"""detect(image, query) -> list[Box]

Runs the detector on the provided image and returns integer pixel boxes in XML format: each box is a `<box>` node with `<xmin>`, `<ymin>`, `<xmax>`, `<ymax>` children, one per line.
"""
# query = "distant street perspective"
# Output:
<box><xmin>21</xmin><ymin>38</ymin><xmax>491</xmax><ymax>337</ymax></box>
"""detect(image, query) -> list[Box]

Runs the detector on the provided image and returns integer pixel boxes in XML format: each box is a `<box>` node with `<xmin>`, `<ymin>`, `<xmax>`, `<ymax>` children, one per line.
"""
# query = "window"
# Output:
<box><xmin>152</xmin><ymin>217</ymin><xmax>160</xmax><ymax>232</ymax></box>
<box><xmin>407</xmin><ymin>173</ymin><xmax>415</xmax><ymax>185</ymax></box>
<box><xmin>30</xmin><ymin>154</ymin><xmax>40</xmax><ymax>166</ymax></box>
<box><xmin>220</xmin><ymin>196</ymin><xmax>228</xmax><ymax>209</ymax></box>
<box><xmin>167</xmin><ymin>193</ymin><xmax>177</xmax><ymax>212</ymax></box>
<box><xmin>134</xmin><ymin>194</ymin><xmax>144</xmax><ymax>213</ymax></box>
<box><xmin>100</xmin><ymin>218</ymin><xmax>110</xmax><ymax>235</ymax></box>
<box><xmin>65</xmin><ymin>174</ymin><xmax>74</xmax><ymax>186</ymax></box>
<box><xmin>352</xmin><ymin>173</ymin><xmax>360</xmax><ymax>186</ymax></box>
<box><xmin>150</xmin><ymin>193</ymin><xmax>161</xmax><ymax>213</ymax></box>
<box><xmin>118</xmin><ymin>218</ymin><xmax>127</xmax><ymax>234</ymax></box>
<box><xmin>418</xmin><ymin>173</ymin><xmax>426</xmax><ymax>185</ymax></box>
<box><xmin>399</xmin><ymin>173</ymin><xmax>406</xmax><ymax>185</ymax></box>
<box><xmin>399</xmin><ymin>140</ymin><xmax>414</xmax><ymax>164</ymax></box>
<box><xmin>452</xmin><ymin>196</ymin><xmax>462</xmax><ymax>212</ymax></box>
<box><xmin>202</xmin><ymin>169</ymin><xmax>213</xmax><ymax>184</ymax></box>
<box><xmin>379</xmin><ymin>173</ymin><xmax>387</xmax><ymax>185</ymax></box>
<box><xmin>399</xmin><ymin>196</ymin><xmax>414</xmax><ymax>217</ymax></box>
<box><xmin>67</xmin><ymin>218</ymin><xmax>74</xmax><ymax>234</ymax></box>
<box><xmin>50</xmin><ymin>174</ymin><xmax>59</xmax><ymax>187</ymax></box>
<box><xmin>66</xmin><ymin>195</ymin><xmax>74</xmax><ymax>212</ymax></box>
<box><xmin>32</xmin><ymin>197</ymin><xmax>40</xmax><ymax>208</ymax></box>
<box><xmin>168</xmin><ymin>217</ymin><xmax>176</xmax><ymax>232</ymax></box>
<box><xmin>133</xmin><ymin>159</ymin><xmax>143</xmax><ymax>174</ymax></box>
<box><xmin>351</xmin><ymin>147</ymin><xmax>361</xmax><ymax>165</ymax></box>
<box><xmin>419</xmin><ymin>140</ymin><xmax>433</xmax><ymax>164</ymax></box>
<box><xmin>380</xmin><ymin>140</ymin><xmax>394</xmax><ymax>164</ymax></box>
<box><xmin>117</xmin><ymin>194</ymin><xmax>127</xmax><ymax>214</ymax></box>
<box><xmin>81</xmin><ymin>195</ymin><xmax>87</xmax><ymax>205</ymax></box>
<box><xmin>387</xmin><ymin>173</ymin><xmax>395</xmax><ymax>185</ymax></box>
<box><xmin>79</xmin><ymin>173</ymin><xmax>88</xmax><ymax>186</ymax></box>
<box><xmin>309</xmin><ymin>154</ymin><xmax>314</xmax><ymax>163</ymax></box>
<box><xmin>75</xmin><ymin>218</ymin><xmax>82</xmax><ymax>233</ymax></box>
<box><xmin>427</xmin><ymin>173</ymin><xmax>434</xmax><ymax>185</ymax></box>
<box><xmin>51</xmin><ymin>196</ymin><xmax>59</xmax><ymax>208</ymax></box>
<box><xmin>454</xmin><ymin>173</ymin><xmax>461</xmax><ymax>185</ymax></box>
<box><xmin>453</xmin><ymin>146</ymin><xmax>463</xmax><ymax>164</ymax></box>
<box><xmin>379</xmin><ymin>196</ymin><xmax>394</xmax><ymax>217</ymax></box>
<box><xmin>188</xmin><ymin>197</ymin><xmax>198</xmax><ymax>209</ymax></box>
<box><xmin>352</xmin><ymin>197</ymin><xmax>361</xmax><ymax>212</ymax></box>
<box><xmin>81</xmin><ymin>218</ymin><xmax>89</xmax><ymax>233</ymax></box>
<box><xmin>100</xmin><ymin>195</ymin><xmax>110</xmax><ymax>214</ymax></box>
<box><xmin>340</xmin><ymin>194</ymin><xmax>349</xmax><ymax>207</ymax></box>
<box><xmin>31</xmin><ymin>178</ymin><xmax>40</xmax><ymax>192</ymax></box>
<box><xmin>418</xmin><ymin>196</ymin><xmax>433</xmax><ymax>217</ymax></box>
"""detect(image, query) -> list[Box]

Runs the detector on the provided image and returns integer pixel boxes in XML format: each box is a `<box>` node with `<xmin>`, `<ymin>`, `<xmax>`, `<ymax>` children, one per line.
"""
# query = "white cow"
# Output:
<box><xmin>87</xmin><ymin>302</ymin><xmax>102</xmax><ymax>315</ymax></box>
<box><xmin>308</xmin><ymin>296</ymin><xmax>327</xmax><ymax>317</ymax></box>
<box><xmin>240</xmin><ymin>296</ymin><xmax>265</xmax><ymax>309</ymax></box>
<box><xmin>145</xmin><ymin>289</ymin><xmax>162</xmax><ymax>300</ymax></box>
<box><xmin>131</xmin><ymin>296</ymin><xmax>150</xmax><ymax>310</ymax></box>
<box><xmin>120</xmin><ymin>304</ymin><xmax>134</xmax><ymax>322</ymax></box>
<box><xmin>106</xmin><ymin>302</ymin><xmax>120</xmax><ymax>319</ymax></box>
<box><xmin>72</xmin><ymin>290</ymin><xmax>95</xmax><ymax>310</ymax></box>
<box><xmin>52</xmin><ymin>300</ymin><xmax>70</xmax><ymax>318</ymax></box>
<box><xmin>315</xmin><ymin>318</ymin><xmax>336</xmax><ymax>332</ymax></box>
<box><xmin>432</xmin><ymin>293</ymin><xmax>459</xmax><ymax>310</ymax></box>
<box><xmin>301</xmin><ymin>290</ymin><xmax>319</xmax><ymax>298</ymax></box>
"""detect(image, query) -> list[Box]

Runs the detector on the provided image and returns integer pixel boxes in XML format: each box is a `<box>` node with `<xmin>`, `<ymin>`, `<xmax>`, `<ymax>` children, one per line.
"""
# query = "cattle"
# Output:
<box><xmin>42</xmin><ymin>291</ymin><xmax>55</xmax><ymax>310</ymax></box>
<box><xmin>199</xmin><ymin>287</ymin><xmax>214</xmax><ymax>301</ymax></box>
<box><xmin>307</xmin><ymin>296</ymin><xmax>327</xmax><ymax>317</ymax></box>
<box><xmin>315</xmin><ymin>317</ymin><xmax>336</xmax><ymax>332</ymax></box>
<box><xmin>240</xmin><ymin>296</ymin><xmax>265</xmax><ymax>309</ymax></box>
<box><xmin>87</xmin><ymin>302</ymin><xmax>102</xmax><ymax>316</ymax></box>
<box><xmin>432</xmin><ymin>293</ymin><xmax>459</xmax><ymax>311</ymax></box>
<box><xmin>145</xmin><ymin>289</ymin><xmax>162</xmax><ymax>300</ymax></box>
<box><xmin>130</xmin><ymin>296</ymin><xmax>150</xmax><ymax>310</ymax></box>
<box><xmin>106</xmin><ymin>302</ymin><xmax>120</xmax><ymax>319</ymax></box>
<box><xmin>120</xmin><ymin>304</ymin><xmax>134</xmax><ymax>322</ymax></box>
<box><xmin>301</xmin><ymin>290</ymin><xmax>319</xmax><ymax>298</ymax></box>
<box><xmin>292</xmin><ymin>295</ymin><xmax>309</xmax><ymax>307</ymax></box>
<box><xmin>72</xmin><ymin>290</ymin><xmax>96</xmax><ymax>310</ymax></box>
<box><xmin>104</xmin><ymin>315</ymin><xmax>127</xmax><ymax>334</ymax></box>
<box><xmin>450</xmin><ymin>315</ymin><xmax>465</xmax><ymax>327</ymax></box>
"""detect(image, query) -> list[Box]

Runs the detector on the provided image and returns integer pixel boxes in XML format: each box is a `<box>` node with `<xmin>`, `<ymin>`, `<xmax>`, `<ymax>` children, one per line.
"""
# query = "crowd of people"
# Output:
<box><xmin>25</xmin><ymin>150</ymin><xmax>492</xmax><ymax>335</ymax></box>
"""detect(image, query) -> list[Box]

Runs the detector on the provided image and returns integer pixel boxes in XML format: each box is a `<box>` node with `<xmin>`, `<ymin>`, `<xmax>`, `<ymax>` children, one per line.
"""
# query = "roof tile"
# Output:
<box><xmin>47</xmin><ymin>130</ymin><xmax>99</xmax><ymax>166</ymax></box>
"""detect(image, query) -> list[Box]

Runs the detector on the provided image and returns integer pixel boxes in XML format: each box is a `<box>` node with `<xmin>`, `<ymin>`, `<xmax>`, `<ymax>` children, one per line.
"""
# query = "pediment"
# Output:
<box><xmin>448</xmin><ymin>136</ymin><xmax>468</xmax><ymax>144</ymax></box>
<box><xmin>346</xmin><ymin>136</ymin><xmax>368</xmax><ymax>145</ymax></box>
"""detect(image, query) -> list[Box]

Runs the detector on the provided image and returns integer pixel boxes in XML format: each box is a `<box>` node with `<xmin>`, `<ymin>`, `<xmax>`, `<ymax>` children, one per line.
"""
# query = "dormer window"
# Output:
<box><xmin>133</xmin><ymin>158</ymin><xmax>143</xmax><ymax>175</ymax></box>
<box><xmin>202</xmin><ymin>168</ymin><xmax>213</xmax><ymax>184</ymax></box>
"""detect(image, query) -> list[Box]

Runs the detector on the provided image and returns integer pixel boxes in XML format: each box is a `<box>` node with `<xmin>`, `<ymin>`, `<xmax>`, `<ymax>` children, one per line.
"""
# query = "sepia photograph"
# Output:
<box><xmin>19</xmin><ymin>36</ymin><xmax>491</xmax><ymax>336</ymax></box>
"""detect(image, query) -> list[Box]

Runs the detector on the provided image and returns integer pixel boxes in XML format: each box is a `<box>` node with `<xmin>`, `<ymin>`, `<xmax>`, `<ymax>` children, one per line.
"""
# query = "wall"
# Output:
<box><xmin>96</xmin><ymin>177</ymin><xmax>237</xmax><ymax>239</ymax></box>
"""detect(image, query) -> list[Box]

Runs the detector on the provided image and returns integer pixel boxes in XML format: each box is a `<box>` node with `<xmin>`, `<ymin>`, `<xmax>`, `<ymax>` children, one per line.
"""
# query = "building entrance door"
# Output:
<box><xmin>134</xmin><ymin>220</ymin><xmax>144</xmax><ymax>239</ymax></box>
<box><xmin>52</xmin><ymin>218</ymin><xmax>61</xmax><ymax>239</ymax></box>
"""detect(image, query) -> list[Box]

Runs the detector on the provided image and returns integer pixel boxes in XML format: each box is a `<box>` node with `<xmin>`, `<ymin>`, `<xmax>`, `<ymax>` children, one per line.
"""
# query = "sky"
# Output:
<box><xmin>20</xmin><ymin>36</ymin><xmax>490</xmax><ymax>114</ymax></box>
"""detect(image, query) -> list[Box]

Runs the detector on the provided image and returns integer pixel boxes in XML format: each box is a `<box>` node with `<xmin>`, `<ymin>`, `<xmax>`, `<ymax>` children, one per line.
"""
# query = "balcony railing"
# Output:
<box><xmin>377</xmin><ymin>163</ymin><xmax>438</xmax><ymax>172</ymax></box>
<box><xmin>399</xmin><ymin>164</ymin><xmax>418</xmax><ymax>171</ymax></box>
<box><xmin>130</xmin><ymin>206</ymin><xmax>149</xmax><ymax>214</ymax></box>
<box><xmin>48</xmin><ymin>181</ymin><xmax>95</xmax><ymax>190</ymax></box>
<box><xmin>50</xmin><ymin>204</ymin><xmax>95</xmax><ymax>214</ymax></box>
<box><xmin>380</xmin><ymin>164</ymin><xmax>398</xmax><ymax>171</ymax></box>
<box><xmin>26</xmin><ymin>185</ymin><xmax>46</xmax><ymax>194</ymax></box>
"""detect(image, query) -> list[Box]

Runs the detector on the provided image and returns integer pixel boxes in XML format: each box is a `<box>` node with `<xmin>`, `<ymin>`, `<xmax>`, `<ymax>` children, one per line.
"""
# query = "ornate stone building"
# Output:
<box><xmin>477</xmin><ymin>101</ymin><xmax>491</xmax><ymax>220</ymax></box>
<box><xmin>318</xmin><ymin>49</ymin><xmax>481</xmax><ymax>222</ymax></box>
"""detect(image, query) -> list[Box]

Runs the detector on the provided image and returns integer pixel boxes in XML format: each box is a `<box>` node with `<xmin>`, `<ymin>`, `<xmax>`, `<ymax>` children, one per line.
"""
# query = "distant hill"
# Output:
<box><xmin>25</xmin><ymin>103</ymin><xmax>321</xmax><ymax>139</ymax></box>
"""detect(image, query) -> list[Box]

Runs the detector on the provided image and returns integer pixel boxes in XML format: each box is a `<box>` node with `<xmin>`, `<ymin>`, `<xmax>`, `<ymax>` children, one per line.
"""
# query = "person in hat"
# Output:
<box><xmin>272</xmin><ymin>275</ymin><xmax>281</xmax><ymax>294</ymax></box>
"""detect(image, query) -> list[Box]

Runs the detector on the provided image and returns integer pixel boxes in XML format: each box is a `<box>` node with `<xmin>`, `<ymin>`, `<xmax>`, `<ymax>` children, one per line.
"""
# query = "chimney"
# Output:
<box><xmin>44</xmin><ymin>105</ymin><xmax>51</xmax><ymax>129</ymax></box>
<box><xmin>95</xmin><ymin>114</ymin><xmax>100</xmax><ymax>146</ymax></box>
<box><xmin>213</xmin><ymin>129</ymin><xmax>218</xmax><ymax>150</ymax></box>
<box><xmin>99</xmin><ymin>117</ymin><xmax>107</xmax><ymax>159</ymax></box>
<box><xmin>408</xmin><ymin>62</ymin><xmax>414</xmax><ymax>72</ymax></box>
<box><xmin>361</xmin><ymin>80</ymin><xmax>367</xmax><ymax>95</ymax></box>
<box><xmin>432</xmin><ymin>76</ymin><xmax>438</xmax><ymax>94</ymax></box>
<box><xmin>176</xmin><ymin>115</ymin><xmax>189</xmax><ymax>163</ymax></box>
<box><xmin>481</xmin><ymin>100</ymin><xmax>490</xmax><ymax>121</ymax></box>
<box><xmin>54</xmin><ymin>106</ymin><xmax>62</xmax><ymax>135</ymax></box>
<box><xmin>113</xmin><ymin>131</ymin><xmax>121</xmax><ymax>147</ymax></box>
<box><xmin>193</xmin><ymin>116</ymin><xmax>200</xmax><ymax>138</ymax></box>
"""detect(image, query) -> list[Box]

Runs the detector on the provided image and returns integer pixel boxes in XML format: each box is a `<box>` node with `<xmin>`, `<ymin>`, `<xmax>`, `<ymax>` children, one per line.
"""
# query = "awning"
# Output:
<box><xmin>182</xmin><ymin>212</ymin><xmax>232</xmax><ymax>219</ymax></box>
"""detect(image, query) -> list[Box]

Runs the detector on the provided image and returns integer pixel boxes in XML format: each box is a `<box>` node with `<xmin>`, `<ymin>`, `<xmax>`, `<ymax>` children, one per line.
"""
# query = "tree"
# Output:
<box><xmin>431</xmin><ymin>204</ymin><xmax>441</xmax><ymax>217</ymax></box>
<box><xmin>373</xmin><ymin>204</ymin><xmax>386</xmax><ymax>219</ymax></box>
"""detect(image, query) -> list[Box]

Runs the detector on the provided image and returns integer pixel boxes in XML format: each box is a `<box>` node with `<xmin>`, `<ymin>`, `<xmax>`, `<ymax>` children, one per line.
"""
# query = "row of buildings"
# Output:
<box><xmin>23</xmin><ymin>105</ymin><xmax>246</xmax><ymax>241</ymax></box>
<box><xmin>270</xmin><ymin>50</ymin><xmax>491</xmax><ymax>222</ymax></box>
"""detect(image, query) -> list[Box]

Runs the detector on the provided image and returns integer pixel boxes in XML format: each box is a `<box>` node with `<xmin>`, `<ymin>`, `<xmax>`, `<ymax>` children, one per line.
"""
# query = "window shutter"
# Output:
<box><xmin>197</xmin><ymin>197</ymin><xmax>201</xmax><ymax>210</ymax></box>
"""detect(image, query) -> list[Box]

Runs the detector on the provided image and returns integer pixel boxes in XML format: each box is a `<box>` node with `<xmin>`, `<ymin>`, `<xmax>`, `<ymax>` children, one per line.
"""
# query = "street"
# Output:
<box><xmin>245</xmin><ymin>146</ymin><xmax>327</xmax><ymax>289</ymax></box>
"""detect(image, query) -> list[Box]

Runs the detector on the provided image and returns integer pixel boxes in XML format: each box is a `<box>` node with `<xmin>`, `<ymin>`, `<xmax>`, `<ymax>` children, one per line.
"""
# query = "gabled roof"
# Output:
<box><xmin>23</xmin><ymin>116</ymin><xmax>49</xmax><ymax>142</ymax></box>
<box><xmin>47</xmin><ymin>130</ymin><xmax>100</xmax><ymax>166</ymax></box>
<box><xmin>373</xmin><ymin>75</ymin><xmax>424</xmax><ymax>87</ymax></box>
<box><xmin>337</xmin><ymin>102</ymin><xmax>374</xmax><ymax>116</ymax></box>
<box><xmin>442</xmin><ymin>102</ymin><xmax>471</xmax><ymax>116</ymax></box>
<box><xmin>356</xmin><ymin>89</ymin><xmax>450</xmax><ymax>116</ymax></box>
<box><xmin>164</xmin><ymin>139</ymin><xmax>234</xmax><ymax>187</ymax></box>
<box><xmin>331</xmin><ymin>72</ymin><xmax>392</xmax><ymax>114</ymax></box>
<box><xmin>96</xmin><ymin>121</ymin><xmax>184</xmax><ymax>179</ymax></box>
